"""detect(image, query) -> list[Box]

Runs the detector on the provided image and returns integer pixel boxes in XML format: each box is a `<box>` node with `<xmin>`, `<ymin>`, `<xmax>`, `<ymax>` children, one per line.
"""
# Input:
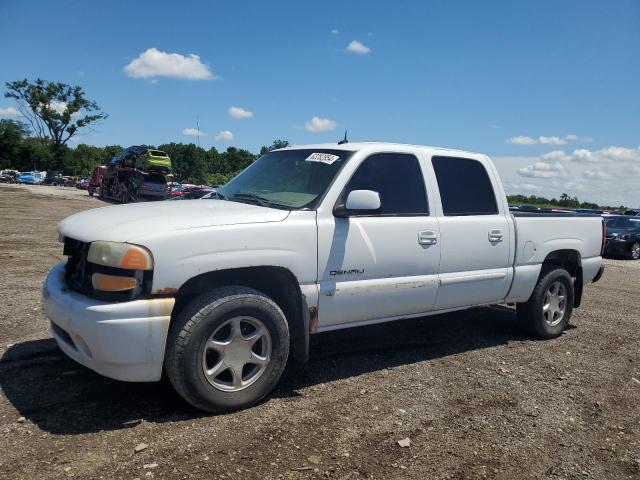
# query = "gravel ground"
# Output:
<box><xmin>0</xmin><ymin>183</ymin><xmax>638</xmax><ymax>480</ymax></box>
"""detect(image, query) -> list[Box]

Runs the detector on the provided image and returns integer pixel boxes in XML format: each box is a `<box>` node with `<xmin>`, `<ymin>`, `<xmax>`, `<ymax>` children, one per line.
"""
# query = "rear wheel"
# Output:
<box><xmin>516</xmin><ymin>269</ymin><xmax>574</xmax><ymax>339</ymax></box>
<box><xmin>628</xmin><ymin>242</ymin><xmax>640</xmax><ymax>260</ymax></box>
<box><xmin>165</xmin><ymin>286</ymin><xmax>290</xmax><ymax>412</ymax></box>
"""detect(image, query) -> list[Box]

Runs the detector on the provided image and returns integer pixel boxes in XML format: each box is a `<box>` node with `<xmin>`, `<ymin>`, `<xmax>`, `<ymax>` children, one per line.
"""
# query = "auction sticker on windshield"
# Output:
<box><xmin>305</xmin><ymin>152</ymin><xmax>340</xmax><ymax>165</ymax></box>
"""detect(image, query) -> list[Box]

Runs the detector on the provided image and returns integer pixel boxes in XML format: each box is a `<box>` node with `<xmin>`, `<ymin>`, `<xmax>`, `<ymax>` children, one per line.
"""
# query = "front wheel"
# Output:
<box><xmin>165</xmin><ymin>286</ymin><xmax>290</xmax><ymax>412</ymax></box>
<box><xmin>516</xmin><ymin>269</ymin><xmax>574</xmax><ymax>339</ymax></box>
<box><xmin>628</xmin><ymin>242</ymin><xmax>640</xmax><ymax>260</ymax></box>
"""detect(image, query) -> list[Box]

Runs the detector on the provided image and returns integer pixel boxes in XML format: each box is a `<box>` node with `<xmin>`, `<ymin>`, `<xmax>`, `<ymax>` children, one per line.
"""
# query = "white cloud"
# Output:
<box><xmin>331</xmin><ymin>29</ymin><xmax>339</xmax><ymax>35</ymax></box>
<box><xmin>494</xmin><ymin>144</ymin><xmax>640</xmax><ymax>206</ymax></box>
<box><xmin>541</xmin><ymin>150</ymin><xmax>570</xmax><ymax>162</ymax></box>
<box><xmin>517</xmin><ymin>161</ymin><xmax>568</xmax><ymax>178</ymax></box>
<box><xmin>228</xmin><ymin>106</ymin><xmax>253</xmax><ymax>119</ymax></box>
<box><xmin>547</xmin><ymin>146</ymin><xmax>640</xmax><ymax>163</ymax></box>
<box><xmin>582</xmin><ymin>169</ymin><xmax>612</xmax><ymax>180</ymax></box>
<box><xmin>0</xmin><ymin>106</ymin><xmax>21</xmax><ymax>116</ymax></box>
<box><xmin>507</xmin><ymin>136</ymin><xmax>536</xmax><ymax>145</ymax></box>
<box><xmin>304</xmin><ymin>116</ymin><xmax>336</xmax><ymax>132</ymax></box>
<box><xmin>507</xmin><ymin>134</ymin><xmax>592</xmax><ymax>146</ymax></box>
<box><xmin>563</xmin><ymin>180</ymin><xmax>589</xmax><ymax>193</ymax></box>
<box><xmin>346</xmin><ymin>40</ymin><xmax>371</xmax><ymax>54</ymax></box>
<box><xmin>124</xmin><ymin>48</ymin><xmax>215</xmax><ymax>80</ymax></box>
<box><xmin>593</xmin><ymin>146</ymin><xmax>640</xmax><ymax>162</ymax></box>
<box><xmin>538</xmin><ymin>135</ymin><xmax>567</xmax><ymax>145</ymax></box>
<box><xmin>48</xmin><ymin>101</ymin><xmax>67</xmax><ymax>114</ymax></box>
<box><xmin>39</xmin><ymin>101</ymin><xmax>81</xmax><ymax>118</ymax></box>
<box><xmin>215</xmin><ymin>130</ymin><xmax>234</xmax><ymax>141</ymax></box>
<box><xmin>505</xmin><ymin>182</ymin><xmax>542</xmax><ymax>192</ymax></box>
<box><xmin>182</xmin><ymin>128</ymin><xmax>207</xmax><ymax>136</ymax></box>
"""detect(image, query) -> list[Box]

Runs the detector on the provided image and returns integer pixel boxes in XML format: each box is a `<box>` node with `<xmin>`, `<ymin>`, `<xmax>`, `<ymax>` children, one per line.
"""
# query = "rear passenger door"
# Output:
<box><xmin>430</xmin><ymin>156</ymin><xmax>512</xmax><ymax>309</ymax></box>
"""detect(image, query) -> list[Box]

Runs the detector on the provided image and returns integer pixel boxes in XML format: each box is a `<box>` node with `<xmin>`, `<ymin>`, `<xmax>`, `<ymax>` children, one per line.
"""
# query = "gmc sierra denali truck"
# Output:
<box><xmin>43</xmin><ymin>143</ymin><xmax>605</xmax><ymax>412</ymax></box>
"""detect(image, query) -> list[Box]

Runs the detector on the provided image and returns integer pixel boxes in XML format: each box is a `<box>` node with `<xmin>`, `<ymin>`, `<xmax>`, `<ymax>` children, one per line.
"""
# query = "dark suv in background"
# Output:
<box><xmin>604</xmin><ymin>216</ymin><xmax>640</xmax><ymax>259</ymax></box>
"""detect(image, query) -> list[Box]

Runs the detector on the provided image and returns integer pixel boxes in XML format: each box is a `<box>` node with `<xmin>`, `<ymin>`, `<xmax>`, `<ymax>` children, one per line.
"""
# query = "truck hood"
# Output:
<box><xmin>58</xmin><ymin>200</ymin><xmax>290</xmax><ymax>243</ymax></box>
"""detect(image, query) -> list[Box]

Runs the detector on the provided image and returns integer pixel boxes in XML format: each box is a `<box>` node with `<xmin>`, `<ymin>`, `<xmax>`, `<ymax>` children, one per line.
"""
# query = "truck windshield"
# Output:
<box><xmin>218</xmin><ymin>149</ymin><xmax>353</xmax><ymax>209</ymax></box>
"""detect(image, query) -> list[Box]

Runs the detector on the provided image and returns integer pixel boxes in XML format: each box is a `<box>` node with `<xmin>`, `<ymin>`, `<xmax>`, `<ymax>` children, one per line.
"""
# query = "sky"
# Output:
<box><xmin>0</xmin><ymin>0</ymin><xmax>639</xmax><ymax>206</ymax></box>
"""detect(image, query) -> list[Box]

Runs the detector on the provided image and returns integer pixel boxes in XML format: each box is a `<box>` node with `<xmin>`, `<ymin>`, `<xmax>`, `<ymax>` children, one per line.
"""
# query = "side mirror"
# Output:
<box><xmin>334</xmin><ymin>190</ymin><xmax>381</xmax><ymax>217</ymax></box>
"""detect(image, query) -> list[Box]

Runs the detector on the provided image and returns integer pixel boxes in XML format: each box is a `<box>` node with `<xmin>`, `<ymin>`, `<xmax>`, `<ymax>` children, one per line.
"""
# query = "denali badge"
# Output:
<box><xmin>330</xmin><ymin>269</ymin><xmax>364</xmax><ymax>276</ymax></box>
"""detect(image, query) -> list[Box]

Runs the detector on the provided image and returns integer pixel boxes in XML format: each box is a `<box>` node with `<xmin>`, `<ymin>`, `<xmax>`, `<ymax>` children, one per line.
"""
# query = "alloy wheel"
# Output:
<box><xmin>542</xmin><ymin>281</ymin><xmax>567</xmax><ymax>327</ymax></box>
<box><xmin>201</xmin><ymin>316</ymin><xmax>271</xmax><ymax>392</ymax></box>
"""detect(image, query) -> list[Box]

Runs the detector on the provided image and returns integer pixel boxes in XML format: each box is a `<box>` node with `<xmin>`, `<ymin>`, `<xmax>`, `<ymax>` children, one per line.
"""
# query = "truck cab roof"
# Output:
<box><xmin>277</xmin><ymin>142</ymin><xmax>485</xmax><ymax>159</ymax></box>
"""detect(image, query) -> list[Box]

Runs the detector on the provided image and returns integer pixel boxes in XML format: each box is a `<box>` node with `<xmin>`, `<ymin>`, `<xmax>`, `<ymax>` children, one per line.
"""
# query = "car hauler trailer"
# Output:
<box><xmin>99</xmin><ymin>146</ymin><xmax>172</xmax><ymax>203</ymax></box>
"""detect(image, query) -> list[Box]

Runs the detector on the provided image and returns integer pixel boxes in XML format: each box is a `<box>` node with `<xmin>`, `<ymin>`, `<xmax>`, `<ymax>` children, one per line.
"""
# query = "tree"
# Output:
<box><xmin>15</xmin><ymin>138</ymin><xmax>54</xmax><ymax>172</ymax></box>
<box><xmin>4</xmin><ymin>78</ymin><xmax>107</xmax><ymax>168</ymax></box>
<box><xmin>259</xmin><ymin>139</ymin><xmax>290</xmax><ymax>155</ymax></box>
<box><xmin>158</xmin><ymin>142</ymin><xmax>209</xmax><ymax>183</ymax></box>
<box><xmin>0</xmin><ymin>119</ymin><xmax>30</xmax><ymax>169</ymax></box>
<box><xmin>220</xmin><ymin>147</ymin><xmax>256</xmax><ymax>175</ymax></box>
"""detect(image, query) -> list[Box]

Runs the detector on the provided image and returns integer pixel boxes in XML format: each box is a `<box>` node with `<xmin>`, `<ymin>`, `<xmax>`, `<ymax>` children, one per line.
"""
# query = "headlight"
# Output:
<box><xmin>87</xmin><ymin>241</ymin><xmax>153</xmax><ymax>270</ymax></box>
<box><xmin>620</xmin><ymin>234</ymin><xmax>631</xmax><ymax>241</ymax></box>
<box><xmin>87</xmin><ymin>241</ymin><xmax>153</xmax><ymax>295</ymax></box>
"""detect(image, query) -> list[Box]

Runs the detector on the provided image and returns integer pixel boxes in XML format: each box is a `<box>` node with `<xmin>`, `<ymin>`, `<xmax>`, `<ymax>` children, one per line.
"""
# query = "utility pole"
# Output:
<box><xmin>196</xmin><ymin>116</ymin><xmax>201</xmax><ymax>149</ymax></box>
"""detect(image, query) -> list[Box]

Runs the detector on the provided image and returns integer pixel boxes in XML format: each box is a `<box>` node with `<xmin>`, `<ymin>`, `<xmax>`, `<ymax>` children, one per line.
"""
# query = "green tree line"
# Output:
<box><xmin>0</xmin><ymin>118</ymin><xmax>288</xmax><ymax>185</ymax></box>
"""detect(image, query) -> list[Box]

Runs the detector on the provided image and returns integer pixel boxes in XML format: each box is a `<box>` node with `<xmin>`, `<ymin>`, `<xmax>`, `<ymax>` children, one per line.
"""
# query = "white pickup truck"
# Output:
<box><xmin>43</xmin><ymin>142</ymin><xmax>605</xmax><ymax>412</ymax></box>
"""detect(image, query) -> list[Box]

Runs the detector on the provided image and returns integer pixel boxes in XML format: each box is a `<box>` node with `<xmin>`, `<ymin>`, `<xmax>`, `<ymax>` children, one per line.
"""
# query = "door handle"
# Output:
<box><xmin>418</xmin><ymin>230</ymin><xmax>438</xmax><ymax>245</ymax></box>
<box><xmin>488</xmin><ymin>229</ymin><xmax>504</xmax><ymax>242</ymax></box>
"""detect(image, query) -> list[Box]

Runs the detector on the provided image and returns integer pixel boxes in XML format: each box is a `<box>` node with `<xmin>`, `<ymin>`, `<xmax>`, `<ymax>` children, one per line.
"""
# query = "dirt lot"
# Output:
<box><xmin>0</xmin><ymin>183</ymin><xmax>638</xmax><ymax>480</ymax></box>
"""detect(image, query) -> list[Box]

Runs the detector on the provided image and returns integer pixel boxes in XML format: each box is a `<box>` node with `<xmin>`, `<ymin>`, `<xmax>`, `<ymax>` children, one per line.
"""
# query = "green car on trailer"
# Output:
<box><xmin>110</xmin><ymin>146</ymin><xmax>172</xmax><ymax>172</ymax></box>
<box><xmin>99</xmin><ymin>146</ymin><xmax>173</xmax><ymax>203</ymax></box>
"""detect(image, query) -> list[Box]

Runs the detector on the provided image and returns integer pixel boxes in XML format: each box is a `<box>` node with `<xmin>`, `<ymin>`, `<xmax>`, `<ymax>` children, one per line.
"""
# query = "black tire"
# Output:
<box><xmin>88</xmin><ymin>188</ymin><xmax>94</xmax><ymax>197</ymax></box>
<box><xmin>165</xmin><ymin>286</ymin><xmax>290</xmax><ymax>412</ymax></box>
<box><xmin>516</xmin><ymin>268</ymin><xmax>574</xmax><ymax>339</ymax></box>
<box><xmin>627</xmin><ymin>242</ymin><xmax>640</xmax><ymax>260</ymax></box>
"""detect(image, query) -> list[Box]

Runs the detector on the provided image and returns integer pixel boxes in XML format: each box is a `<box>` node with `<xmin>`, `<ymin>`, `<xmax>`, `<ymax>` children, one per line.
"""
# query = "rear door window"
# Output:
<box><xmin>432</xmin><ymin>156</ymin><xmax>498</xmax><ymax>216</ymax></box>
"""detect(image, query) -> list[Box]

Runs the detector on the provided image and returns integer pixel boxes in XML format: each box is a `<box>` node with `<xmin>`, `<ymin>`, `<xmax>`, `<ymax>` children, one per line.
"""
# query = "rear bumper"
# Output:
<box><xmin>42</xmin><ymin>262</ymin><xmax>174</xmax><ymax>382</ymax></box>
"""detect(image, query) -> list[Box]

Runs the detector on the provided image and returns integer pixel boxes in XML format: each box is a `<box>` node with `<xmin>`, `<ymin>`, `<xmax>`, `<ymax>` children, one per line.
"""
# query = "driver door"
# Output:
<box><xmin>316</xmin><ymin>152</ymin><xmax>441</xmax><ymax>329</ymax></box>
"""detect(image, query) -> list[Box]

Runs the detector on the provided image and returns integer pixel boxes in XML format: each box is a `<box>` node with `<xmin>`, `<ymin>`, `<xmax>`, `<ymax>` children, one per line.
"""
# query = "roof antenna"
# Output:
<box><xmin>338</xmin><ymin>130</ymin><xmax>348</xmax><ymax>145</ymax></box>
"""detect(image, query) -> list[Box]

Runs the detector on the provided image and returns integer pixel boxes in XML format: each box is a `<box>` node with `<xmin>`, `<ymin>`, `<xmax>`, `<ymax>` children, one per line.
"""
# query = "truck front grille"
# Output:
<box><xmin>63</xmin><ymin>237</ymin><xmax>92</xmax><ymax>295</ymax></box>
<box><xmin>62</xmin><ymin>237</ymin><xmax>153</xmax><ymax>302</ymax></box>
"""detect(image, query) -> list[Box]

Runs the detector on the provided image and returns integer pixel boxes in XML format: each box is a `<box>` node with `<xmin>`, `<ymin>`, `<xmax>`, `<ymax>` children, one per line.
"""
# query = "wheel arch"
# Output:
<box><xmin>170</xmin><ymin>266</ymin><xmax>309</xmax><ymax>363</ymax></box>
<box><xmin>540</xmin><ymin>249</ymin><xmax>583</xmax><ymax>308</ymax></box>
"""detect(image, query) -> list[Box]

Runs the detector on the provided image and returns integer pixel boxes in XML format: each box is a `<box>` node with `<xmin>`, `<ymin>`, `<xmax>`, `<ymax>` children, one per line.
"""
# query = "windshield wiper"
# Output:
<box><xmin>232</xmin><ymin>192</ymin><xmax>281</xmax><ymax>208</ymax></box>
<box><xmin>211</xmin><ymin>189</ymin><xmax>228</xmax><ymax>200</ymax></box>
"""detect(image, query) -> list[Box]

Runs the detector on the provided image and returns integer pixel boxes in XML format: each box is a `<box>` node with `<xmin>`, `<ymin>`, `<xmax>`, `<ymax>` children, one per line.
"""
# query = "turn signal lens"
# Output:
<box><xmin>121</xmin><ymin>248</ymin><xmax>151</xmax><ymax>269</ymax></box>
<box><xmin>91</xmin><ymin>273</ymin><xmax>137</xmax><ymax>292</ymax></box>
<box><xmin>87</xmin><ymin>241</ymin><xmax>153</xmax><ymax>270</ymax></box>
